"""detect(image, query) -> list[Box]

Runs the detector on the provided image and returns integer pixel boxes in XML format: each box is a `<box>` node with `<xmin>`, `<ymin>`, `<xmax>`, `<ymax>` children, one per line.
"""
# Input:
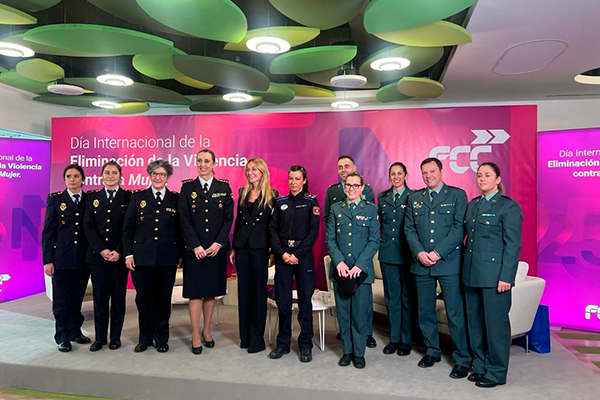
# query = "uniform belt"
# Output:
<box><xmin>286</xmin><ymin>240</ymin><xmax>302</xmax><ymax>248</ymax></box>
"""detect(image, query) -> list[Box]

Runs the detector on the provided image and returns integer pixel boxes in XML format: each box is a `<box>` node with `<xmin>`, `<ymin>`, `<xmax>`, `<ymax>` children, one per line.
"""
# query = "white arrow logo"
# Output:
<box><xmin>0</xmin><ymin>274</ymin><xmax>10</xmax><ymax>283</ymax></box>
<box><xmin>471</xmin><ymin>129</ymin><xmax>510</xmax><ymax>145</ymax></box>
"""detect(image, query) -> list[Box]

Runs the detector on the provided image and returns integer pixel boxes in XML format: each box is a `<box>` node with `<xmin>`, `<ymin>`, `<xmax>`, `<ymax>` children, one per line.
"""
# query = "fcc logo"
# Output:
<box><xmin>429</xmin><ymin>129</ymin><xmax>510</xmax><ymax>174</ymax></box>
<box><xmin>585</xmin><ymin>305</ymin><xmax>600</xmax><ymax>321</ymax></box>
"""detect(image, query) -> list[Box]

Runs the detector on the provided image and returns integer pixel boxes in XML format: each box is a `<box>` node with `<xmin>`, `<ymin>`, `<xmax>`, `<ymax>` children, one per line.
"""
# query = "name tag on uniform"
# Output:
<box><xmin>440</xmin><ymin>203</ymin><xmax>455</xmax><ymax>207</ymax></box>
<box><xmin>481</xmin><ymin>213</ymin><xmax>495</xmax><ymax>217</ymax></box>
<box><xmin>166</xmin><ymin>208</ymin><xmax>177</xmax><ymax>213</ymax></box>
<box><xmin>212</xmin><ymin>193</ymin><xmax>227</xmax><ymax>198</ymax></box>
<box><xmin>356</xmin><ymin>215</ymin><xmax>372</xmax><ymax>221</ymax></box>
<box><xmin>296</xmin><ymin>204</ymin><xmax>307</xmax><ymax>208</ymax></box>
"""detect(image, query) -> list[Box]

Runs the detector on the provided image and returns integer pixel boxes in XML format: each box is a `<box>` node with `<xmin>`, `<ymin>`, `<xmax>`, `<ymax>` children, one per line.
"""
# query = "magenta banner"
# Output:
<box><xmin>0</xmin><ymin>137</ymin><xmax>51</xmax><ymax>303</ymax></box>
<box><xmin>51</xmin><ymin>106</ymin><xmax>537</xmax><ymax>288</ymax></box>
<box><xmin>538</xmin><ymin>128</ymin><xmax>600</xmax><ymax>332</ymax></box>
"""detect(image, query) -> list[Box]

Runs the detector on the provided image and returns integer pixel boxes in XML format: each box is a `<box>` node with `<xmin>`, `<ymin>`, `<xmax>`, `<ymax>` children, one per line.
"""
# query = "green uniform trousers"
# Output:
<box><xmin>380</xmin><ymin>261</ymin><xmax>414</xmax><ymax>344</ymax></box>
<box><xmin>334</xmin><ymin>282</ymin><xmax>372</xmax><ymax>357</ymax></box>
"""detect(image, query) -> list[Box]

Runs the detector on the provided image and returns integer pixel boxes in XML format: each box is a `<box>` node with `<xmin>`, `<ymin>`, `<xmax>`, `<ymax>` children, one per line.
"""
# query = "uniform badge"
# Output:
<box><xmin>413</xmin><ymin>201</ymin><xmax>423</xmax><ymax>209</ymax></box>
<box><xmin>60</xmin><ymin>203</ymin><xmax>67</xmax><ymax>211</ymax></box>
<box><xmin>281</xmin><ymin>204</ymin><xmax>288</xmax><ymax>211</ymax></box>
<box><xmin>219</xmin><ymin>203</ymin><xmax>223</xmax><ymax>209</ymax></box>
<box><xmin>140</xmin><ymin>200</ymin><xmax>147</xmax><ymax>208</ymax></box>
<box><xmin>140</xmin><ymin>216</ymin><xmax>144</xmax><ymax>221</ymax></box>
<box><xmin>313</xmin><ymin>206</ymin><xmax>320</xmax><ymax>216</ymax></box>
<box><xmin>191</xmin><ymin>191</ymin><xmax>197</xmax><ymax>199</ymax></box>
<box><xmin>192</xmin><ymin>204</ymin><xmax>196</xmax><ymax>209</ymax></box>
<box><xmin>61</xmin><ymin>220</ymin><xmax>66</xmax><ymax>225</ymax></box>
<box><xmin>93</xmin><ymin>199</ymin><xmax>100</xmax><ymax>208</ymax></box>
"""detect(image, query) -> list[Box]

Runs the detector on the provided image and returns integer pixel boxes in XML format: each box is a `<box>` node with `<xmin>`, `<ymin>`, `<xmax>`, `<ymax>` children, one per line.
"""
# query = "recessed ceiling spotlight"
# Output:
<box><xmin>96</xmin><ymin>74</ymin><xmax>133</xmax><ymax>86</ymax></box>
<box><xmin>47</xmin><ymin>84</ymin><xmax>85</xmax><ymax>96</ymax></box>
<box><xmin>0</xmin><ymin>42</ymin><xmax>35</xmax><ymax>58</ymax></box>
<box><xmin>246</xmin><ymin>36</ymin><xmax>291</xmax><ymax>54</ymax></box>
<box><xmin>92</xmin><ymin>100</ymin><xmax>121</xmax><ymax>109</ymax></box>
<box><xmin>370</xmin><ymin>57</ymin><xmax>410</xmax><ymax>71</ymax></box>
<box><xmin>331</xmin><ymin>100</ymin><xmax>359</xmax><ymax>110</ymax></box>
<box><xmin>574</xmin><ymin>67</ymin><xmax>600</xmax><ymax>85</ymax></box>
<box><xmin>330</xmin><ymin>68</ymin><xmax>367</xmax><ymax>88</ymax></box>
<box><xmin>223</xmin><ymin>92</ymin><xmax>252</xmax><ymax>102</ymax></box>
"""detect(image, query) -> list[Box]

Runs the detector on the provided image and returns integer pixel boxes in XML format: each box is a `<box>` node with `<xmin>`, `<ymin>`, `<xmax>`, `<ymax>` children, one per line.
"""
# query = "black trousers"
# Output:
<box><xmin>235</xmin><ymin>246</ymin><xmax>269</xmax><ymax>352</ymax></box>
<box><xmin>131</xmin><ymin>265</ymin><xmax>177</xmax><ymax>346</ymax></box>
<box><xmin>274</xmin><ymin>252</ymin><xmax>315</xmax><ymax>351</ymax></box>
<box><xmin>52</xmin><ymin>267</ymin><xmax>90</xmax><ymax>344</ymax></box>
<box><xmin>90</xmin><ymin>263</ymin><xmax>129</xmax><ymax>343</ymax></box>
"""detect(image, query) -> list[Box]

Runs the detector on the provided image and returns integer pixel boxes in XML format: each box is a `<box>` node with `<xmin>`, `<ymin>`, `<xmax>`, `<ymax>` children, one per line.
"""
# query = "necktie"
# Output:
<box><xmin>203</xmin><ymin>182</ymin><xmax>208</xmax><ymax>194</ymax></box>
<box><xmin>156</xmin><ymin>191</ymin><xmax>162</xmax><ymax>201</ymax></box>
<box><xmin>108</xmin><ymin>189</ymin><xmax>115</xmax><ymax>201</ymax></box>
<box><xmin>351</xmin><ymin>203</ymin><xmax>356</xmax><ymax>211</ymax></box>
<box><xmin>394</xmin><ymin>193</ymin><xmax>400</xmax><ymax>205</ymax></box>
<box><xmin>430</xmin><ymin>191</ymin><xmax>437</xmax><ymax>203</ymax></box>
<box><xmin>73</xmin><ymin>194</ymin><xmax>80</xmax><ymax>205</ymax></box>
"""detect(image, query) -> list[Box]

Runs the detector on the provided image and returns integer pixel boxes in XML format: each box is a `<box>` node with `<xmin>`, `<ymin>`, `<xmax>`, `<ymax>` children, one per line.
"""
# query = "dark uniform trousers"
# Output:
<box><xmin>380</xmin><ymin>261</ymin><xmax>414</xmax><ymax>344</ymax></box>
<box><xmin>334</xmin><ymin>282</ymin><xmax>371</xmax><ymax>357</ymax></box>
<box><xmin>89</xmin><ymin>263</ymin><xmax>128</xmax><ymax>342</ymax></box>
<box><xmin>131</xmin><ymin>265</ymin><xmax>177</xmax><ymax>346</ymax></box>
<box><xmin>274</xmin><ymin>250</ymin><xmax>315</xmax><ymax>351</ymax></box>
<box><xmin>52</xmin><ymin>267</ymin><xmax>90</xmax><ymax>344</ymax></box>
<box><xmin>405</xmin><ymin>185</ymin><xmax>471</xmax><ymax>367</ymax></box>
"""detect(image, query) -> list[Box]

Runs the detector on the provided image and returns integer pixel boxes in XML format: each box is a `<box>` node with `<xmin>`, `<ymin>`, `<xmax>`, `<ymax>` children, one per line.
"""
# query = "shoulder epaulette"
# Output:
<box><xmin>88</xmin><ymin>189</ymin><xmax>101</xmax><ymax>194</ymax></box>
<box><xmin>216</xmin><ymin>178</ymin><xmax>229</xmax><ymax>183</ymax></box>
<box><xmin>327</xmin><ymin>183</ymin><xmax>338</xmax><ymax>189</ymax></box>
<box><xmin>304</xmin><ymin>194</ymin><xmax>317</xmax><ymax>199</ymax></box>
<box><xmin>132</xmin><ymin>188</ymin><xmax>145</xmax><ymax>193</ymax></box>
<box><xmin>276</xmin><ymin>195</ymin><xmax>289</xmax><ymax>201</ymax></box>
<box><xmin>48</xmin><ymin>191</ymin><xmax>62</xmax><ymax>198</ymax></box>
<box><xmin>181</xmin><ymin>178</ymin><xmax>194</xmax><ymax>184</ymax></box>
<box><xmin>121</xmin><ymin>188</ymin><xmax>132</xmax><ymax>193</ymax></box>
<box><xmin>171</xmin><ymin>191</ymin><xmax>179</xmax><ymax>195</ymax></box>
<box><xmin>365</xmin><ymin>183</ymin><xmax>371</xmax><ymax>187</ymax></box>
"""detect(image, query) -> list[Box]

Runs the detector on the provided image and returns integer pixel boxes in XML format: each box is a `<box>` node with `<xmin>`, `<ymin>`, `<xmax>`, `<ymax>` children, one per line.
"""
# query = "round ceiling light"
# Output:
<box><xmin>96</xmin><ymin>74</ymin><xmax>134</xmax><ymax>86</ymax></box>
<box><xmin>370</xmin><ymin>57</ymin><xmax>411</xmax><ymax>71</ymax></box>
<box><xmin>0</xmin><ymin>42</ymin><xmax>35</xmax><ymax>58</ymax></box>
<box><xmin>92</xmin><ymin>100</ymin><xmax>121</xmax><ymax>109</ymax></box>
<box><xmin>223</xmin><ymin>92</ymin><xmax>253</xmax><ymax>102</ymax></box>
<box><xmin>330</xmin><ymin>70</ymin><xmax>368</xmax><ymax>88</ymax></box>
<box><xmin>47</xmin><ymin>84</ymin><xmax>86</xmax><ymax>96</ymax></box>
<box><xmin>331</xmin><ymin>100</ymin><xmax>359</xmax><ymax>110</ymax></box>
<box><xmin>574</xmin><ymin>67</ymin><xmax>600</xmax><ymax>85</ymax></box>
<box><xmin>246</xmin><ymin>36</ymin><xmax>291</xmax><ymax>54</ymax></box>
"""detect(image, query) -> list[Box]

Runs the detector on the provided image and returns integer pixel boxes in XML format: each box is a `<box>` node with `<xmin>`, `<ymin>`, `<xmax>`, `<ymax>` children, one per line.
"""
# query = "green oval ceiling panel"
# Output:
<box><xmin>364</xmin><ymin>0</ymin><xmax>479</xmax><ymax>33</ymax></box>
<box><xmin>298</xmin><ymin>67</ymin><xmax>380</xmax><ymax>89</ymax></box>
<box><xmin>136</xmin><ymin>0</ymin><xmax>247</xmax><ymax>43</ymax></box>
<box><xmin>133</xmin><ymin>48</ymin><xmax>186</xmax><ymax>80</ymax></box>
<box><xmin>359</xmin><ymin>46</ymin><xmax>443</xmax><ymax>84</ymax></box>
<box><xmin>175</xmin><ymin>75</ymin><xmax>214</xmax><ymax>90</ymax></box>
<box><xmin>1</xmin><ymin>1</ymin><xmax>61</xmax><ymax>13</ymax></box>
<box><xmin>24</xmin><ymin>24</ymin><xmax>173</xmax><ymax>56</ymax></box>
<box><xmin>0</xmin><ymin>4</ymin><xmax>37</xmax><ymax>25</ymax></box>
<box><xmin>33</xmin><ymin>94</ymin><xmax>125</xmax><ymax>108</ymax></box>
<box><xmin>16</xmin><ymin>59</ymin><xmax>64</xmax><ymax>82</ymax></box>
<box><xmin>189</xmin><ymin>96</ymin><xmax>262</xmax><ymax>112</ymax></box>
<box><xmin>0</xmin><ymin>30</ymin><xmax>106</xmax><ymax>57</ymax></box>
<box><xmin>173</xmin><ymin>55</ymin><xmax>269</xmax><ymax>91</ymax></box>
<box><xmin>268</xmin><ymin>0</ymin><xmax>363</xmax><ymax>30</ymax></box>
<box><xmin>0</xmin><ymin>70</ymin><xmax>49</xmax><ymax>94</ymax></box>
<box><xmin>109</xmin><ymin>102</ymin><xmax>150</xmax><ymax>115</ymax></box>
<box><xmin>270</xmin><ymin>46</ymin><xmax>357</xmax><ymax>75</ymax></box>
<box><xmin>224</xmin><ymin>26</ymin><xmax>320</xmax><ymax>51</ymax></box>
<box><xmin>86</xmin><ymin>0</ymin><xmax>193</xmax><ymax>37</ymax></box>
<box><xmin>374</xmin><ymin>21</ymin><xmax>472</xmax><ymax>47</ymax></box>
<box><xmin>249</xmin><ymin>83</ymin><xmax>295</xmax><ymax>104</ymax></box>
<box><xmin>282</xmin><ymin>84</ymin><xmax>335</xmax><ymax>98</ymax></box>
<box><xmin>64</xmin><ymin>78</ymin><xmax>189</xmax><ymax>104</ymax></box>
<box><xmin>397</xmin><ymin>77</ymin><xmax>444</xmax><ymax>98</ymax></box>
<box><xmin>376</xmin><ymin>82</ymin><xmax>412</xmax><ymax>103</ymax></box>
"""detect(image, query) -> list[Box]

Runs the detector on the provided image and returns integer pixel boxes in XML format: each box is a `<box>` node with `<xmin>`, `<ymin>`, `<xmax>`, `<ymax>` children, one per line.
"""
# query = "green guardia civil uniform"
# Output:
<box><xmin>326</xmin><ymin>199</ymin><xmax>379</xmax><ymax>357</ymax></box>
<box><xmin>377</xmin><ymin>186</ymin><xmax>415</xmax><ymax>345</ymax></box>
<box><xmin>404</xmin><ymin>184</ymin><xmax>471</xmax><ymax>367</ymax></box>
<box><xmin>463</xmin><ymin>191</ymin><xmax>522</xmax><ymax>385</ymax></box>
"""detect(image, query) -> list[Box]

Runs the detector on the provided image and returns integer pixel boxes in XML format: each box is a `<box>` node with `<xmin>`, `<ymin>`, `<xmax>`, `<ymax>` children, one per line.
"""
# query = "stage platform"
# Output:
<box><xmin>2</xmin><ymin>292</ymin><xmax>600</xmax><ymax>400</ymax></box>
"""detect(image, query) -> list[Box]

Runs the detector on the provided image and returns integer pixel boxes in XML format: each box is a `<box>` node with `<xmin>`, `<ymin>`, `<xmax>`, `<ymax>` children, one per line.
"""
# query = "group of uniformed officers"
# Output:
<box><xmin>42</xmin><ymin>150</ymin><xmax>521</xmax><ymax>389</ymax></box>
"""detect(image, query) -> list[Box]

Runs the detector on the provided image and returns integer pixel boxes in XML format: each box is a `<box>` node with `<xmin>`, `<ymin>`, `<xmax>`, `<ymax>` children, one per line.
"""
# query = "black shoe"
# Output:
<box><xmin>468</xmin><ymin>373</ymin><xmax>485</xmax><ymax>382</ymax></box>
<box><xmin>71</xmin><ymin>334</ymin><xmax>91</xmax><ymax>344</ymax></box>
<box><xmin>338</xmin><ymin>354</ymin><xmax>352</xmax><ymax>367</ymax></box>
<box><xmin>299</xmin><ymin>348</ymin><xmax>312</xmax><ymax>363</ymax></box>
<box><xmin>366</xmin><ymin>335</ymin><xmax>377</xmax><ymax>348</ymax></box>
<box><xmin>202</xmin><ymin>333</ymin><xmax>215</xmax><ymax>348</ymax></box>
<box><xmin>156</xmin><ymin>343</ymin><xmax>169</xmax><ymax>353</ymax></box>
<box><xmin>476</xmin><ymin>378</ymin><xmax>504</xmax><ymax>388</ymax></box>
<box><xmin>109</xmin><ymin>340</ymin><xmax>121</xmax><ymax>350</ymax></box>
<box><xmin>382</xmin><ymin>342</ymin><xmax>399</xmax><ymax>355</ymax></box>
<box><xmin>134</xmin><ymin>343</ymin><xmax>148</xmax><ymax>353</ymax></box>
<box><xmin>247</xmin><ymin>345</ymin><xmax>266</xmax><ymax>354</ymax></box>
<box><xmin>336</xmin><ymin>332</ymin><xmax>341</xmax><ymax>340</ymax></box>
<box><xmin>268</xmin><ymin>347</ymin><xmax>290</xmax><ymax>359</ymax></box>
<box><xmin>89</xmin><ymin>341</ymin><xmax>106</xmax><ymax>352</ymax></box>
<box><xmin>191</xmin><ymin>345</ymin><xmax>203</xmax><ymax>355</ymax></box>
<box><xmin>397</xmin><ymin>343</ymin><xmax>412</xmax><ymax>356</ymax></box>
<box><xmin>57</xmin><ymin>341</ymin><xmax>72</xmax><ymax>353</ymax></box>
<box><xmin>352</xmin><ymin>356</ymin><xmax>366</xmax><ymax>369</ymax></box>
<box><xmin>449</xmin><ymin>365</ymin><xmax>470</xmax><ymax>379</ymax></box>
<box><xmin>418</xmin><ymin>355</ymin><xmax>441</xmax><ymax>368</ymax></box>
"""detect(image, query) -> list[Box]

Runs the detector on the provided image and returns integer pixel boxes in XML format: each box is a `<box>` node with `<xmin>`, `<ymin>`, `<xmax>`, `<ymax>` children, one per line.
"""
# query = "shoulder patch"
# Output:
<box><xmin>181</xmin><ymin>178</ymin><xmax>194</xmax><ymax>184</ymax></box>
<box><xmin>216</xmin><ymin>178</ymin><xmax>229</xmax><ymax>183</ymax></box>
<box><xmin>48</xmin><ymin>191</ymin><xmax>62</xmax><ymax>197</ymax></box>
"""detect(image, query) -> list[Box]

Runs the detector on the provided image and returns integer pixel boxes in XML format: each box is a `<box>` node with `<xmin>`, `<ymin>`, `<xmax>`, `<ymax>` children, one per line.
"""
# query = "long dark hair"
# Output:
<box><xmin>289</xmin><ymin>165</ymin><xmax>309</xmax><ymax>193</ymax></box>
<box><xmin>478</xmin><ymin>162</ymin><xmax>505</xmax><ymax>195</ymax></box>
<box><xmin>387</xmin><ymin>162</ymin><xmax>409</xmax><ymax>192</ymax></box>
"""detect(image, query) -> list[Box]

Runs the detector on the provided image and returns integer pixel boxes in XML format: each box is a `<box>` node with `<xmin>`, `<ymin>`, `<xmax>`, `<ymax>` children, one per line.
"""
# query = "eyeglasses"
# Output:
<box><xmin>345</xmin><ymin>183</ymin><xmax>362</xmax><ymax>190</ymax></box>
<box><xmin>151</xmin><ymin>172</ymin><xmax>167</xmax><ymax>178</ymax></box>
